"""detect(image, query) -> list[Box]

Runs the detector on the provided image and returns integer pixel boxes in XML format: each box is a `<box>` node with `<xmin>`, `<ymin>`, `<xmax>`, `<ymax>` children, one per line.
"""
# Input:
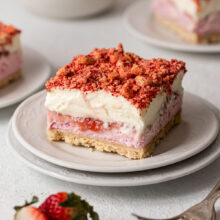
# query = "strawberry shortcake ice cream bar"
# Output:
<box><xmin>152</xmin><ymin>0</ymin><xmax>220</xmax><ymax>44</ymax></box>
<box><xmin>0</xmin><ymin>22</ymin><xmax>22</xmax><ymax>88</ymax></box>
<box><xmin>45</xmin><ymin>44</ymin><xmax>186</xmax><ymax>159</ymax></box>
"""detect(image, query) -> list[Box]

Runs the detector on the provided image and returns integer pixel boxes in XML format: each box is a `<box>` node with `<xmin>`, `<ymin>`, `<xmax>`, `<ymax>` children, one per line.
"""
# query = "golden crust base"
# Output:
<box><xmin>154</xmin><ymin>14</ymin><xmax>220</xmax><ymax>44</ymax></box>
<box><xmin>48</xmin><ymin>110</ymin><xmax>181</xmax><ymax>159</ymax></box>
<box><xmin>0</xmin><ymin>69</ymin><xmax>22</xmax><ymax>88</ymax></box>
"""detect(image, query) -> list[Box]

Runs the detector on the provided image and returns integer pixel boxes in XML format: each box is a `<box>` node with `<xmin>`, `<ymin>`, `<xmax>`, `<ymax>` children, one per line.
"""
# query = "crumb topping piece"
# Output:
<box><xmin>46</xmin><ymin>44</ymin><xmax>186</xmax><ymax>109</ymax></box>
<box><xmin>0</xmin><ymin>22</ymin><xmax>21</xmax><ymax>46</ymax></box>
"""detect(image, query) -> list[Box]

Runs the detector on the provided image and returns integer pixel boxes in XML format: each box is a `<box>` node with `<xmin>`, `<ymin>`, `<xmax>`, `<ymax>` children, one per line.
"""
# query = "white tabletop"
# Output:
<box><xmin>0</xmin><ymin>0</ymin><xmax>220</xmax><ymax>219</ymax></box>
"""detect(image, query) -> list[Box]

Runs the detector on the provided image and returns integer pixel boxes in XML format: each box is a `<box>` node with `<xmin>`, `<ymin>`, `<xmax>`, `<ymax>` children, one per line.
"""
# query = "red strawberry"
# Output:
<box><xmin>14</xmin><ymin>196</ymin><xmax>49</xmax><ymax>220</ymax></box>
<box><xmin>39</xmin><ymin>192</ymin><xmax>99</xmax><ymax>220</ymax></box>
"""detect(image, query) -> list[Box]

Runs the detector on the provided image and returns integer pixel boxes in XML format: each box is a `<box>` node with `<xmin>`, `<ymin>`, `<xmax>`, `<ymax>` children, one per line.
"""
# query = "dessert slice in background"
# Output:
<box><xmin>0</xmin><ymin>22</ymin><xmax>22</xmax><ymax>88</ymax></box>
<box><xmin>152</xmin><ymin>0</ymin><xmax>220</xmax><ymax>44</ymax></box>
<box><xmin>45</xmin><ymin>44</ymin><xmax>186</xmax><ymax>159</ymax></box>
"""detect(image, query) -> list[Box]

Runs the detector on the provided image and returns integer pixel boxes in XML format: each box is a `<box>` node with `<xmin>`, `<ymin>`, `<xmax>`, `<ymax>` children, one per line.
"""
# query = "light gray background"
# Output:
<box><xmin>0</xmin><ymin>0</ymin><xmax>219</xmax><ymax>219</ymax></box>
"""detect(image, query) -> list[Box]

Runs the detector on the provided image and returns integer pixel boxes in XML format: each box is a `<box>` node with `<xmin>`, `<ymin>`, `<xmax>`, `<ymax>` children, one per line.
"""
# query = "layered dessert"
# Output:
<box><xmin>0</xmin><ymin>22</ymin><xmax>22</xmax><ymax>88</ymax></box>
<box><xmin>152</xmin><ymin>0</ymin><xmax>220</xmax><ymax>44</ymax></box>
<box><xmin>45</xmin><ymin>44</ymin><xmax>186</xmax><ymax>159</ymax></box>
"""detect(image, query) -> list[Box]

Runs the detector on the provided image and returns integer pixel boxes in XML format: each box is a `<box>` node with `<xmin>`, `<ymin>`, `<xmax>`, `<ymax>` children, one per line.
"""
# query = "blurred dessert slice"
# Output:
<box><xmin>0</xmin><ymin>22</ymin><xmax>22</xmax><ymax>88</ymax></box>
<box><xmin>152</xmin><ymin>0</ymin><xmax>220</xmax><ymax>44</ymax></box>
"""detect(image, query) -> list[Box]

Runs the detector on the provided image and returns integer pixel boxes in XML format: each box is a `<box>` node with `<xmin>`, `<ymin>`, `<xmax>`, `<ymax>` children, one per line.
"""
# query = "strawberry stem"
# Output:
<box><xmin>14</xmin><ymin>196</ymin><xmax>39</xmax><ymax>212</ymax></box>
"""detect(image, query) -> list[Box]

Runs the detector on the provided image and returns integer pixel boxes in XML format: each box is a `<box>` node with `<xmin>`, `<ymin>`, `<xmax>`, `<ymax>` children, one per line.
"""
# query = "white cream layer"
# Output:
<box><xmin>171</xmin><ymin>0</ymin><xmax>220</xmax><ymax>20</ymax></box>
<box><xmin>0</xmin><ymin>34</ymin><xmax>21</xmax><ymax>53</ymax></box>
<box><xmin>45</xmin><ymin>71</ymin><xmax>184</xmax><ymax>134</ymax></box>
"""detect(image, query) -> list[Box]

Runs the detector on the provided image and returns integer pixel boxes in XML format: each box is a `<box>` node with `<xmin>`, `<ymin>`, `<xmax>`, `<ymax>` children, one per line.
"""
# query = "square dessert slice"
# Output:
<box><xmin>152</xmin><ymin>0</ymin><xmax>220</xmax><ymax>44</ymax></box>
<box><xmin>45</xmin><ymin>44</ymin><xmax>186</xmax><ymax>159</ymax></box>
<box><xmin>0</xmin><ymin>22</ymin><xmax>22</xmax><ymax>88</ymax></box>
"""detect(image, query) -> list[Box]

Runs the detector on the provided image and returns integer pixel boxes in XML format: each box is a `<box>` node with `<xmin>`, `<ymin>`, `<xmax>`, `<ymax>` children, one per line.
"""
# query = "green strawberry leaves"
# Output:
<box><xmin>14</xmin><ymin>196</ymin><xmax>39</xmax><ymax>212</ymax></box>
<box><xmin>59</xmin><ymin>193</ymin><xmax>99</xmax><ymax>220</ymax></box>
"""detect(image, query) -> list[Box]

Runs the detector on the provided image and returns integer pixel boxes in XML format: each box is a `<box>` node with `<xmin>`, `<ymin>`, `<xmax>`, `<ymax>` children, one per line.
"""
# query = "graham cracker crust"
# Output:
<box><xmin>154</xmin><ymin>14</ymin><xmax>220</xmax><ymax>44</ymax></box>
<box><xmin>48</xmin><ymin>110</ymin><xmax>181</xmax><ymax>159</ymax></box>
<box><xmin>0</xmin><ymin>69</ymin><xmax>22</xmax><ymax>88</ymax></box>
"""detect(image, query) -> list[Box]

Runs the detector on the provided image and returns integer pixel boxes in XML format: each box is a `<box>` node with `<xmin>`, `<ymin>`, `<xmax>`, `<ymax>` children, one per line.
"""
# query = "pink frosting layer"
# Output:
<box><xmin>48</xmin><ymin>94</ymin><xmax>183</xmax><ymax>149</ymax></box>
<box><xmin>153</xmin><ymin>0</ymin><xmax>220</xmax><ymax>36</ymax></box>
<box><xmin>152</xmin><ymin>0</ymin><xmax>195</xmax><ymax>31</ymax></box>
<box><xmin>0</xmin><ymin>51</ymin><xmax>22</xmax><ymax>81</ymax></box>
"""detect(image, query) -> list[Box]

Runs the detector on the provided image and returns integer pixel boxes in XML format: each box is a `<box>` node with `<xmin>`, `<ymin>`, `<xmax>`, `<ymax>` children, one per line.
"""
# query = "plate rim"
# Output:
<box><xmin>7</xmin><ymin>120</ymin><xmax>220</xmax><ymax>187</ymax></box>
<box><xmin>123</xmin><ymin>0</ymin><xmax>220</xmax><ymax>53</ymax></box>
<box><xmin>0</xmin><ymin>46</ymin><xmax>51</xmax><ymax>108</ymax></box>
<box><xmin>11</xmin><ymin>90</ymin><xmax>219</xmax><ymax>173</ymax></box>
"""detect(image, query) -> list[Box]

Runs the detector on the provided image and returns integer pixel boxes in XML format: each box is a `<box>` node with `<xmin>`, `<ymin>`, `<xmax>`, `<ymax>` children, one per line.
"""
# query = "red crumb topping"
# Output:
<box><xmin>46</xmin><ymin>44</ymin><xmax>186</xmax><ymax>109</ymax></box>
<box><xmin>0</xmin><ymin>22</ymin><xmax>21</xmax><ymax>46</ymax></box>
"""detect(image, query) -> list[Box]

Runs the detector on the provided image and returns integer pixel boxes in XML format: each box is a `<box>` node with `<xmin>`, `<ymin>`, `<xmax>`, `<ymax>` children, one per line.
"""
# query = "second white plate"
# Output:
<box><xmin>7</xmin><ymin>121</ymin><xmax>220</xmax><ymax>187</ymax></box>
<box><xmin>0</xmin><ymin>46</ymin><xmax>51</xmax><ymax>108</ymax></box>
<box><xmin>11</xmin><ymin>90</ymin><xmax>219</xmax><ymax>173</ymax></box>
<box><xmin>124</xmin><ymin>0</ymin><xmax>220</xmax><ymax>53</ymax></box>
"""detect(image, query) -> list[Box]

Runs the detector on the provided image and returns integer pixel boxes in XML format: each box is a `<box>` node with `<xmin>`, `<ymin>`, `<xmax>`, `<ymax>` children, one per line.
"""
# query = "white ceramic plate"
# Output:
<box><xmin>0</xmin><ymin>46</ymin><xmax>51</xmax><ymax>108</ymax></box>
<box><xmin>124</xmin><ymin>0</ymin><xmax>220</xmax><ymax>53</ymax></box>
<box><xmin>7</xmin><ymin>120</ymin><xmax>220</xmax><ymax>186</ymax></box>
<box><xmin>11</xmin><ymin>90</ymin><xmax>219</xmax><ymax>173</ymax></box>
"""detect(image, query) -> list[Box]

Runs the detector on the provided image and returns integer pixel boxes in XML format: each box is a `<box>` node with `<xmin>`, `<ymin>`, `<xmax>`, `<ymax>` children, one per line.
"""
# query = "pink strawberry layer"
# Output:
<box><xmin>152</xmin><ymin>0</ymin><xmax>220</xmax><ymax>36</ymax></box>
<box><xmin>0</xmin><ymin>51</ymin><xmax>22</xmax><ymax>81</ymax></box>
<box><xmin>48</xmin><ymin>94</ymin><xmax>182</xmax><ymax>149</ymax></box>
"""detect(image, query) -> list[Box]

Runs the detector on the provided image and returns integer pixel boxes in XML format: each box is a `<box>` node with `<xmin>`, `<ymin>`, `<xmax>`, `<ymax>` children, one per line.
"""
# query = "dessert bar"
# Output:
<box><xmin>45</xmin><ymin>44</ymin><xmax>186</xmax><ymax>159</ymax></box>
<box><xmin>0</xmin><ymin>22</ymin><xmax>22</xmax><ymax>88</ymax></box>
<box><xmin>152</xmin><ymin>0</ymin><xmax>220</xmax><ymax>44</ymax></box>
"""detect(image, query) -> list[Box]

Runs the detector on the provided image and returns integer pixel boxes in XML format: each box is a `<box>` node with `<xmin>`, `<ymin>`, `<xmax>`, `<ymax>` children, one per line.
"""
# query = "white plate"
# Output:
<box><xmin>11</xmin><ymin>90</ymin><xmax>219</xmax><ymax>173</ymax></box>
<box><xmin>20</xmin><ymin>0</ymin><xmax>114</xmax><ymax>19</ymax></box>
<box><xmin>0</xmin><ymin>46</ymin><xmax>51</xmax><ymax>108</ymax></box>
<box><xmin>7</xmin><ymin>121</ymin><xmax>220</xmax><ymax>187</ymax></box>
<box><xmin>124</xmin><ymin>0</ymin><xmax>220</xmax><ymax>53</ymax></box>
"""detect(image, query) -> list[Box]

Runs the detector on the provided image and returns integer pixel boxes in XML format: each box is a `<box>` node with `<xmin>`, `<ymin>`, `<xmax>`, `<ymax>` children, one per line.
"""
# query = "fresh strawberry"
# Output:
<box><xmin>39</xmin><ymin>192</ymin><xmax>99</xmax><ymax>220</ymax></box>
<box><xmin>14</xmin><ymin>196</ymin><xmax>49</xmax><ymax>220</ymax></box>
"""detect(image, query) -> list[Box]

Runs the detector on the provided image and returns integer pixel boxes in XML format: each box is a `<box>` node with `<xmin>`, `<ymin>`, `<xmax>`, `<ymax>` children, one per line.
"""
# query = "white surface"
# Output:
<box><xmin>7</xmin><ymin>120</ymin><xmax>220</xmax><ymax>186</ymax></box>
<box><xmin>0</xmin><ymin>0</ymin><xmax>220</xmax><ymax>219</ymax></box>
<box><xmin>124</xmin><ymin>0</ymin><xmax>220</xmax><ymax>53</ymax></box>
<box><xmin>19</xmin><ymin>0</ymin><xmax>114</xmax><ymax>19</ymax></box>
<box><xmin>12</xmin><ymin>90</ymin><xmax>219</xmax><ymax>173</ymax></box>
<box><xmin>0</xmin><ymin>46</ymin><xmax>51</xmax><ymax>108</ymax></box>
